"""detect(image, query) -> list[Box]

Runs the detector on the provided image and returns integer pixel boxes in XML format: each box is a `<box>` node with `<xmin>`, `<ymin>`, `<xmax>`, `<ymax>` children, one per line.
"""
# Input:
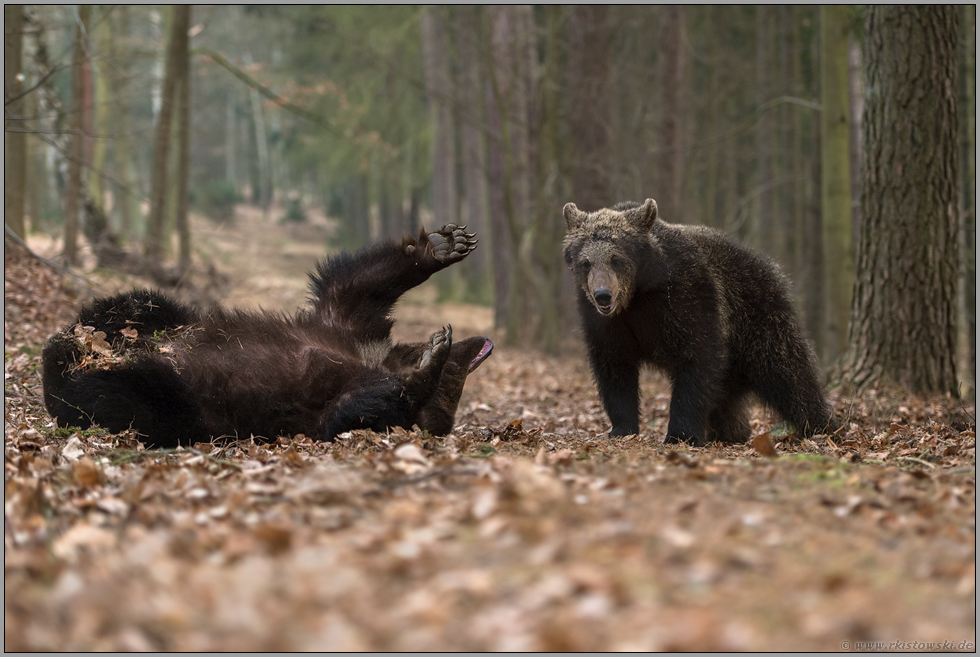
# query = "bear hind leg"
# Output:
<box><xmin>706</xmin><ymin>391</ymin><xmax>752</xmax><ymax>444</ymax></box>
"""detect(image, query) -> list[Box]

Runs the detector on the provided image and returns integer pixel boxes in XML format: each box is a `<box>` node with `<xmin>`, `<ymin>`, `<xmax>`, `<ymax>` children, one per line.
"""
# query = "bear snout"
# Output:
<box><xmin>593</xmin><ymin>288</ymin><xmax>615</xmax><ymax>314</ymax></box>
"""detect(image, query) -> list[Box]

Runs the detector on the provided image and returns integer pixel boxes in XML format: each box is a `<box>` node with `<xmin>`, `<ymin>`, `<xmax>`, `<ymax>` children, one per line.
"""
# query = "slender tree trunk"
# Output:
<box><xmin>249</xmin><ymin>85</ymin><xmax>271</xmax><ymax>213</ymax></box>
<box><xmin>421</xmin><ymin>6</ymin><xmax>457</xmax><ymax>232</ymax></box>
<box><xmin>533</xmin><ymin>4</ymin><xmax>566</xmax><ymax>353</ymax></box>
<box><xmin>146</xmin><ymin>6</ymin><xmax>181</xmax><ymax>267</ymax></box>
<box><xmin>90</xmin><ymin>8</ymin><xmax>109</xmax><ymax>213</ymax></box>
<box><xmin>567</xmin><ymin>4</ymin><xmax>612</xmax><ymax>212</ymax></box>
<box><xmin>819</xmin><ymin>4</ymin><xmax>854</xmax><ymax>362</ymax></box>
<box><xmin>225</xmin><ymin>93</ymin><xmax>237</xmax><ymax>187</ymax></box>
<box><xmin>455</xmin><ymin>5</ymin><xmax>491</xmax><ymax>302</ymax></box>
<box><xmin>5</xmin><ymin>5</ymin><xmax>27</xmax><ymax>239</ymax></box>
<box><xmin>657</xmin><ymin>6</ymin><xmax>686</xmax><ymax>222</ymax></box>
<box><xmin>110</xmin><ymin>7</ymin><xmax>136</xmax><ymax>238</ymax></box>
<box><xmin>173</xmin><ymin>5</ymin><xmax>192</xmax><ymax>273</ymax></box>
<box><xmin>64</xmin><ymin>5</ymin><xmax>90</xmax><ymax>265</ymax></box>
<box><xmin>755</xmin><ymin>5</ymin><xmax>776</xmax><ymax>254</ymax></box>
<box><xmin>485</xmin><ymin>6</ymin><xmax>514</xmax><ymax>331</ymax></box>
<box><xmin>840</xmin><ymin>5</ymin><xmax>959</xmax><ymax>394</ymax></box>
<box><xmin>960</xmin><ymin>4</ymin><xmax>976</xmax><ymax>388</ymax></box>
<box><xmin>847</xmin><ymin>37</ymin><xmax>864</xmax><ymax>248</ymax></box>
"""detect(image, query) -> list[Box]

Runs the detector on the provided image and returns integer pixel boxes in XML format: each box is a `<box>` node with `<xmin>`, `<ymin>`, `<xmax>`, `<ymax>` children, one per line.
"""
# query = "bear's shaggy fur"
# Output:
<box><xmin>562</xmin><ymin>198</ymin><xmax>833</xmax><ymax>446</ymax></box>
<box><xmin>41</xmin><ymin>225</ymin><xmax>493</xmax><ymax>448</ymax></box>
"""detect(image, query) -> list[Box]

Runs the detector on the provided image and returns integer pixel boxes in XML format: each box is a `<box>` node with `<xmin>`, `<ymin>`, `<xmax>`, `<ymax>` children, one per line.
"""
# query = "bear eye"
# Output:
<box><xmin>610</xmin><ymin>255</ymin><xmax>621</xmax><ymax>267</ymax></box>
<box><xmin>581</xmin><ymin>260</ymin><xmax>591</xmax><ymax>272</ymax></box>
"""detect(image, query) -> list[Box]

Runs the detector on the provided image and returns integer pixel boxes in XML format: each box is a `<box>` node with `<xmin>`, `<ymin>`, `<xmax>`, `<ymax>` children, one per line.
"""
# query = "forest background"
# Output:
<box><xmin>4</xmin><ymin>5</ymin><xmax>975</xmax><ymax>394</ymax></box>
<box><xmin>3</xmin><ymin>6</ymin><xmax>977</xmax><ymax>651</ymax></box>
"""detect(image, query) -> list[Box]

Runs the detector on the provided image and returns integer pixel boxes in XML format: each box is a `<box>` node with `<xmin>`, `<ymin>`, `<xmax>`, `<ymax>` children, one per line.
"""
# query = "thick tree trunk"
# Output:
<box><xmin>840</xmin><ymin>5</ymin><xmax>959</xmax><ymax>394</ymax></box>
<box><xmin>5</xmin><ymin>5</ymin><xmax>27</xmax><ymax>239</ymax></box>
<box><xmin>819</xmin><ymin>4</ymin><xmax>854</xmax><ymax>361</ymax></box>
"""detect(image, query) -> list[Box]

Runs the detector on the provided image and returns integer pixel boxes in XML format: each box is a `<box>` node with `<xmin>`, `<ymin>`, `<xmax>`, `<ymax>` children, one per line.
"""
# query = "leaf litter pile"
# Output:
<box><xmin>4</xmin><ymin>242</ymin><xmax>976</xmax><ymax>651</ymax></box>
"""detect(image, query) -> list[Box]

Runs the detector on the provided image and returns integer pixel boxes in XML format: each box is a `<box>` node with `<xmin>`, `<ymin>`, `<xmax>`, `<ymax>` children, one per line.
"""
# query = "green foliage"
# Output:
<box><xmin>191</xmin><ymin>179</ymin><xmax>241</xmax><ymax>222</ymax></box>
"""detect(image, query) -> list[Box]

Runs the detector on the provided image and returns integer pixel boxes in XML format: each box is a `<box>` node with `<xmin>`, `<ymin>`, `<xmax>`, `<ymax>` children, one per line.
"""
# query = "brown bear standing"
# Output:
<box><xmin>562</xmin><ymin>198</ymin><xmax>833</xmax><ymax>446</ymax></box>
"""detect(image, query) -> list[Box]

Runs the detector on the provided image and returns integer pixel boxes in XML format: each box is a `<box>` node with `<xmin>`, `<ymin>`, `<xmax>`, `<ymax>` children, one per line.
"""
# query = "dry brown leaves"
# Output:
<box><xmin>4</xmin><ymin>244</ymin><xmax>976</xmax><ymax>651</ymax></box>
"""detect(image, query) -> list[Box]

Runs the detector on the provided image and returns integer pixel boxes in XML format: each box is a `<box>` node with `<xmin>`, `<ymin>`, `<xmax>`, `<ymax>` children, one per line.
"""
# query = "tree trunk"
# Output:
<box><xmin>960</xmin><ymin>4</ymin><xmax>976</xmax><ymax>389</ymax></box>
<box><xmin>249</xmin><ymin>84</ymin><xmax>271</xmax><ymax>213</ymax></box>
<box><xmin>657</xmin><ymin>6</ymin><xmax>686</xmax><ymax>223</ymax></box>
<box><xmin>64</xmin><ymin>5</ymin><xmax>90</xmax><ymax>265</ymax></box>
<box><xmin>173</xmin><ymin>5</ymin><xmax>192</xmax><ymax>273</ymax></box>
<box><xmin>90</xmin><ymin>8</ymin><xmax>110</xmax><ymax>213</ymax></box>
<box><xmin>420</xmin><ymin>6</ymin><xmax>457</xmax><ymax>233</ymax></box>
<box><xmin>5</xmin><ymin>5</ymin><xmax>27</xmax><ymax>239</ymax></box>
<box><xmin>455</xmin><ymin>5</ymin><xmax>491</xmax><ymax>302</ymax></box>
<box><xmin>110</xmin><ymin>7</ymin><xmax>136</xmax><ymax>237</ymax></box>
<box><xmin>533</xmin><ymin>4</ymin><xmax>567</xmax><ymax>353</ymax></box>
<box><xmin>485</xmin><ymin>5</ymin><xmax>536</xmax><ymax>344</ymax></box>
<box><xmin>840</xmin><ymin>5</ymin><xmax>959</xmax><ymax>394</ymax></box>
<box><xmin>755</xmin><ymin>5</ymin><xmax>777</xmax><ymax>254</ymax></box>
<box><xmin>566</xmin><ymin>5</ymin><xmax>612</xmax><ymax>212</ymax></box>
<box><xmin>146</xmin><ymin>6</ymin><xmax>181</xmax><ymax>267</ymax></box>
<box><xmin>819</xmin><ymin>4</ymin><xmax>854</xmax><ymax>361</ymax></box>
<box><xmin>847</xmin><ymin>37</ymin><xmax>864</xmax><ymax>249</ymax></box>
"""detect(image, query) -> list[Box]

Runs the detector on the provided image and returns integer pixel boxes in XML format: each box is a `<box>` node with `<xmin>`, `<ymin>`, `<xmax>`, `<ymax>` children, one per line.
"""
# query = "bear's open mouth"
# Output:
<box><xmin>596</xmin><ymin>303</ymin><xmax>616</xmax><ymax>316</ymax></box>
<box><xmin>468</xmin><ymin>338</ymin><xmax>494</xmax><ymax>372</ymax></box>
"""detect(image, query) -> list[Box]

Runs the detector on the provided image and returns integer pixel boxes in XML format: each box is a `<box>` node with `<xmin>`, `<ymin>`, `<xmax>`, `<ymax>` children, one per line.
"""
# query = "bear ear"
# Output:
<box><xmin>628</xmin><ymin>198</ymin><xmax>658</xmax><ymax>231</ymax></box>
<box><xmin>563</xmin><ymin>202</ymin><xmax>587</xmax><ymax>231</ymax></box>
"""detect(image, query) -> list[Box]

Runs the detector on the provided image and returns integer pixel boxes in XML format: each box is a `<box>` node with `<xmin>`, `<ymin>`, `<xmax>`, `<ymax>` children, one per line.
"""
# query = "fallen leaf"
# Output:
<box><xmin>752</xmin><ymin>432</ymin><xmax>777</xmax><ymax>457</ymax></box>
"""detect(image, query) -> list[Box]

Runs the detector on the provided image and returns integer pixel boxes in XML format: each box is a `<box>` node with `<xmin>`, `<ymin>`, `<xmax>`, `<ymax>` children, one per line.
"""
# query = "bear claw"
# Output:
<box><xmin>430</xmin><ymin>225</ymin><xmax>477</xmax><ymax>263</ymax></box>
<box><xmin>419</xmin><ymin>325</ymin><xmax>452</xmax><ymax>369</ymax></box>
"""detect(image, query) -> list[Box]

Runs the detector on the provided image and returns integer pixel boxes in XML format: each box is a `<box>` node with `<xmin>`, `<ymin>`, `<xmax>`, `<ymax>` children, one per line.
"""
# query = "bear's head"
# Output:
<box><xmin>562</xmin><ymin>198</ymin><xmax>659</xmax><ymax>317</ymax></box>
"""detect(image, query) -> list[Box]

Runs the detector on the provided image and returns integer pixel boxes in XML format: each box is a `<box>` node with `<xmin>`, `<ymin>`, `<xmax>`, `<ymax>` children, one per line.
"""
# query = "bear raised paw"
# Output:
<box><xmin>562</xmin><ymin>198</ymin><xmax>833</xmax><ymax>446</ymax></box>
<box><xmin>41</xmin><ymin>225</ymin><xmax>492</xmax><ymax>448</ymax></box>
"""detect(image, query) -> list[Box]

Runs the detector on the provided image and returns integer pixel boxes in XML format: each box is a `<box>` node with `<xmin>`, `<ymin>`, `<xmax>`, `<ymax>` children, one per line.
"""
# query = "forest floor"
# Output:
<box><xmin>4</xmin><ymin>206</ymin><xmax>976</xmax><ymax>651</ymax></box>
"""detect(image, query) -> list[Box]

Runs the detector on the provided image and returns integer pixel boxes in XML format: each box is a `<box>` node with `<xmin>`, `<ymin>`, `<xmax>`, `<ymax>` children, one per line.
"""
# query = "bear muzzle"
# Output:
<box><xmin>593</xmin><ymin>288</ymin><xmax>616</xmax><ymax>315</ymax></box>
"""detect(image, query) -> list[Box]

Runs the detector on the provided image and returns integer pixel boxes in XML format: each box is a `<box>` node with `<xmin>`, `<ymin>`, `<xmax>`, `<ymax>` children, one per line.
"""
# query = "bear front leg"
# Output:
<box><xmin>310</xmin><ymin>225</ymin><xmax>477</xmax><ymax>341</ymax></box>
<box><xmin>591</xmin><ymin>353</ymin><xmax>641</xmax><ymax>437</ymax></box>
<box><xmin>400</xmin><ymin>325</ymin><xmax>454</xmax><ymax>404</ymax></box>
<box><xmin>320</xmin><ymin>327</ymin><xmax>454</xmax><ymax>440</ymax></box>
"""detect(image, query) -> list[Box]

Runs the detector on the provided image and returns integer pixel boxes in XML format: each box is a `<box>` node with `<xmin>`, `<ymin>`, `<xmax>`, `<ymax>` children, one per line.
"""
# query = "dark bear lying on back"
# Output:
<box><xmin>562</xmin><ymin>198</ymin><xmax>833</xmax><ymax>446</ymax></box>
<box><xmin>41</xmin><ymin>225</ymin><xmax>493</xmax><ymax>448</ymax></box>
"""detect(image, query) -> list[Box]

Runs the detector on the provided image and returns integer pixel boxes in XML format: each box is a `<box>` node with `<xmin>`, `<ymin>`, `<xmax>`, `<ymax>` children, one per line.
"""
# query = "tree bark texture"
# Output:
<box><xmin>755</xmin><ymin>5</ymin><xmax>776</xmax><ymax>255</ymax></box>
<box><xmin>959</xmin><ymin>5</ymin><xmax>976</xmax><ymax>386</ymax></box>
<box><xmin>819</xmin><ymin>4</ymin><xmax>855</xmax><ymax>362</ymax></box>
<box><xmin>421</xmin><ymin>6</ymin><xmax>457</xmax><ymax>235</ymax></box>
<box><xmin>485</xmin><ymin>5</ymin><xmax>536</xmax><ymax>338</ymax></box>
<box><xmin>655</xmin><ymin>6</ymin><xmax>686</xmax><ymax>223</ymax></box>
<box><xmin>5</xmin><ymin>5</ymin><xmax>27</xmax><ymax>239</ymax></box>
<box><xmin>63</xmin><ymin>5</ymin><xmax>90</xmax><ymax>265</ymax></box>
<box><xmin>566</xmin><ymin>4</ymin><xmax>611</xmax><ymax>212</ymax></box>
<box><xmin>173</xmin><ymin>5</ymin><xmax>192</xmax><ymax>273</ymax></box>
<box><xmin>146</xmin><ymin>6</ymin><xmax>183</xmax><ymax>266</ymax></box>
<box><xmin>455</xmin><ymin>5</ymin><xmax>491</xmax><ymax>300</ymax></box>
<box><xmin>842</xmin><ymin>5</ymin><xmax>960</xmax><ymax>394</ymax></box>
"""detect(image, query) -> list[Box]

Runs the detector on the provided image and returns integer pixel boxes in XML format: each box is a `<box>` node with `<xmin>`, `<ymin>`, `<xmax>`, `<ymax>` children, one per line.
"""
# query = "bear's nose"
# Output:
<box><xmin>594</xmin><ymin>288</ymin><xmax>613</xmax><ymax>307</ymax></box>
